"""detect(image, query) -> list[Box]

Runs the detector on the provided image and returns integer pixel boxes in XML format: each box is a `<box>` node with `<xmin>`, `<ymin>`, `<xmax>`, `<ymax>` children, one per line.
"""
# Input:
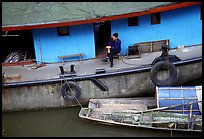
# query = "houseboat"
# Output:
<box><xmin>2</xmin><ymin>2</ymin><xmax>202</xmax><ymax>112</ymax></box>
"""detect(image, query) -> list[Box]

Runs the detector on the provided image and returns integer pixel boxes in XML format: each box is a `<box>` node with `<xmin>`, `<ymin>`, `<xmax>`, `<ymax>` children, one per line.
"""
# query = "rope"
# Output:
<box><xmin>121</xmin><ymin>55</ymin><xmax>150</xmax><ymax>67</ymax></box>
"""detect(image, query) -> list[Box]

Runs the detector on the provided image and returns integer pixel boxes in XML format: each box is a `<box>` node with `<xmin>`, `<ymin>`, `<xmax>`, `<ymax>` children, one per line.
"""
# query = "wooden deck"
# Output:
<box><xmin>2</xmin><ymin>44</ymin><xmax>202</xmax><ymax>83</ymax></box>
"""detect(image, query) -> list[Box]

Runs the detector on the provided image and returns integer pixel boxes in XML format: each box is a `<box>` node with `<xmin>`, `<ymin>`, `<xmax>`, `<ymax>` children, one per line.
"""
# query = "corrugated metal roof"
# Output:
<box><xmin>2</xmin><ymin>2</ymin><xmax>177</xmax><ymax>26</ymax></box>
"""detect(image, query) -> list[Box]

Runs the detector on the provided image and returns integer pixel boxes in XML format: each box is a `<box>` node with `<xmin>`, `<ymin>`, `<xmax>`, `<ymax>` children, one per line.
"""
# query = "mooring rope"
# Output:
<box><xmin>121</xmin><ymin>55</ymin><xmax>150</xmax><ymax>67</ymax></box>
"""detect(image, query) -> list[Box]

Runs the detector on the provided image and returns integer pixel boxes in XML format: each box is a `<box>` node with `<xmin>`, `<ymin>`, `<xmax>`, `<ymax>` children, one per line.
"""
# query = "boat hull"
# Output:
<box><xmin>2</xmin><ymin>57</ymin><xmax>202</xmax><ymax>112</ymax></box>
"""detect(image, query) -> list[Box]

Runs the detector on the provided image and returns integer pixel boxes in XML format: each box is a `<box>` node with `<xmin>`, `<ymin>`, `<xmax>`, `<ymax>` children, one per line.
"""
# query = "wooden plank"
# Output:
<box><xmin>158</xmin><ymin>98</ymin><xmax>198</xmax><ymax>100</ymax></box>
<box><xmin>150</xmin><ymin>42</ymin><xmax>153</xmax><ymax>52</ymax></box>
<box><xmin>3</xmin><ymin>73</ymin><xmax>21</xmax><ymax>82</ymax></box>
<box><xmin>138</xmin><ymin>101</ymin><xmax>201</xmax><ymax>114</ymax></box>
<box><xmin>162</xmin><ymin>110</ymin><xmax>200</xmax><ymax>112</ymax></box>
<box><xmin>4</xmin><ymin>74</ymin><xmax>21</xmax><ymax>79</ymax></box>
<box><xmin>158</xmin><ymin>87</ymin><xmax>197</xmax><ymax>90</ymax></box>
<box><xmin>2</xmin><ymin>60</ymin><xmax>35</xmax><ymax>67</ymax></box>
<box><xmin>86</xmin><ymin>108</ymin><xmax>92</xmax><ymax>117</ymax></box>
<box><xmin>58</xmin><ymin>53</ymin><xmax>84</xmax><ymax>59</ymax></box>
<box><xmin>88</xmin><ymin>97</ymin><xmax>157</xmax><ymax>109</ymax></box>
<box><xmin>196</xmin><ymin>86</ymin><xmax>202</xmax><ymax>114</ymax></box>
<box><xmin>152</xmin><ymin>41</ymin><xmax>168</xmax><ymax>52</ymax></box>
<box><xmin>100</xmin><ymin>103</ymin><xmax>148</xmax><ymax>111</ymax></box>
<box><xmin>136</xmin><ymin>39</ymin><xmax>169</xmax><ymax>53</ymax></box>
<box><xmin>189</xmin><ymin>102</ymin><xmax>193</xmax><ymax>118</ymax></box>
<box><xmin>58</xmin><ymin>53</ymin><xmax>84</xmax><ymax>64</ymax></box>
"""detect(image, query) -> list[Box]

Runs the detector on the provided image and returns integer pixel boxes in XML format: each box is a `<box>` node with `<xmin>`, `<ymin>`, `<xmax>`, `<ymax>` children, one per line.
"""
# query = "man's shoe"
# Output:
<box><xmin>102</xmin><ymin>57</ymin><xmax>108</xmax><ymax>62</ymax></box>
<box><xmin>110</xmin><ymin>64</ymin><xmax>113</xmax><ymax>68</ymax></box>
<box><xmin>102</xmin><ymin>59</ymin><xmax>108</xmax><ymax>62</ymax></box>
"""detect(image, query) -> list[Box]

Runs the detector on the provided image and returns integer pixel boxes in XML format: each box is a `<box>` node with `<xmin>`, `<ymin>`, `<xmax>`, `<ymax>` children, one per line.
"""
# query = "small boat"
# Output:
<box><xmin>79</xmin><ymin>96</ymin><xmax>202</xmax><ymax>132</ymax></box>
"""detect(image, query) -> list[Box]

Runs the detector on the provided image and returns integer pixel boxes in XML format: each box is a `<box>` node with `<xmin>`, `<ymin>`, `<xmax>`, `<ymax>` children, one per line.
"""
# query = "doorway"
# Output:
<box><xmin>93</xmin><ymin>21</ymin><xmax>111</xmax><ymax>58</ymax></box>
<box><xmin>1</xmin><ymin>30</ymin><xmax>36</xmax><ymax>63</ymax></box>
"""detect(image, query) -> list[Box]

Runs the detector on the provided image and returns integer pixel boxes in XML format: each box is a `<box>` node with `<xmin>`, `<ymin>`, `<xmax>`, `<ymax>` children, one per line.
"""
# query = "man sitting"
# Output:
<box><xmin>103</xmin><ymin>33</ymin><xmax>121</xmax><ymax>68</ymax></box>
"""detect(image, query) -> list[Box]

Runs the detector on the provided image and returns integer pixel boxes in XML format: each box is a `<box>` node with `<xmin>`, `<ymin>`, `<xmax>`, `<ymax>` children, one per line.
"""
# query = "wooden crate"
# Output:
<box><xmin>137</xmin><ymin>39</ymin><xmax>169</xmax><ymax>53</ymax></box>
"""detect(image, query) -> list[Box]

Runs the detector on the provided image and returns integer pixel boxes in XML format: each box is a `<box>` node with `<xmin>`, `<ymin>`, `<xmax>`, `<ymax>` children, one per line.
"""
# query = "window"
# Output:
<box><xmin>128</xmin><ymin>16</ymin><xmax>138</xmax><ymax>26</ymax></box>
<box><xmin>57</xmin><ymin>26</ymin><xmax>70</xmax><ymax>36</ymax></box>
<box><xmin>151</xmin><ymin>12</ymin><xmax>160</xmax><ymax>25</ymax></box>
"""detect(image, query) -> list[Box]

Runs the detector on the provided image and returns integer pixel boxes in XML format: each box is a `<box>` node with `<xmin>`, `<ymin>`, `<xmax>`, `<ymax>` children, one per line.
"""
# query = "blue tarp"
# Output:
<box><xmin>157</xmin><ymin>86</ymin><xmax>201</xmax><ymax>115</ymax></box>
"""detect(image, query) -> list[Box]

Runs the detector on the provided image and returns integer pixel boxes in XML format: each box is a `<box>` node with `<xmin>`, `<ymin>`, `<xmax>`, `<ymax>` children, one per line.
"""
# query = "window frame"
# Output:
<box><xmin>128</xmin><ymin>16</ymin><xmax>138</xmax><ymax>26</ymax></box>
<box><xmin>57</xmin><ymin>26</ymin><xmax>70</xmax><ymax>36</ymax></box>
<box><xmin>151</xmin><ymin>12</ymin><xmax>161</xmax><ymax>25</ymax></box>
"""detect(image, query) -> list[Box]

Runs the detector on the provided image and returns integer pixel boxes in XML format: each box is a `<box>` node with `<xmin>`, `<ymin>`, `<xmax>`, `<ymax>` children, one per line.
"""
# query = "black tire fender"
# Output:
<box><xmin>61</xmin><ymin>81</ymin><xmax>81</xmax><ymax>102</ymax></box>
<box><xmin>150</xmin><ymin>61</ymin><xmax>177</xmax><ymax>86</ymax></box>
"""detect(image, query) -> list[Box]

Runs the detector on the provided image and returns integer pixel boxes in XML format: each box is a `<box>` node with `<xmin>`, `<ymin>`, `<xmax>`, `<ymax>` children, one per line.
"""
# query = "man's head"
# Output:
<box><xmin>161</xmin><ymin>45</ymin><xmax>169</xmax><ymax>51</ymax></box>
<box><xmin>112</xmin><ymin>33</ymin><xmax>118</xmax><ymax>41</ymax></box>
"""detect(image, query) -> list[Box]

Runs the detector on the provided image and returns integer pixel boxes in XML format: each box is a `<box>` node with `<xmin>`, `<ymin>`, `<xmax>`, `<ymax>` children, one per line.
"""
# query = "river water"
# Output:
<box><xmin>2</xmin><ymin>78</ymin><xmax>202</xmax><ymax>137</ymax></box>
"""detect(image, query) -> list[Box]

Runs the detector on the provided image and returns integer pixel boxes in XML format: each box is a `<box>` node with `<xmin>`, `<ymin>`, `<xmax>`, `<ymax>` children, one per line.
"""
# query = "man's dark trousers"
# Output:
<box><xmin>108</xmin><ymin>49</ymin><xmax>120</xmax><ymax>67</ymax></box>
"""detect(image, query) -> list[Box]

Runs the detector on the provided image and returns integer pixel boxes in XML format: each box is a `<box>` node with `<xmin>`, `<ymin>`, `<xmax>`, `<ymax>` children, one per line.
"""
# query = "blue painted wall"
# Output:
<box><xmin>111</xmin><ymin>4</ymin><xmax>202</xmax><ymax>55</ymax></box>
<box><xmin>33</xmin><ymin>4</ymin><xmax>201</xmax><ymax>63</ymax></box>
<box><xmin>32</xmin><ymin>24</ymin><xmax>95</xmax><ymax>63</ymax></box>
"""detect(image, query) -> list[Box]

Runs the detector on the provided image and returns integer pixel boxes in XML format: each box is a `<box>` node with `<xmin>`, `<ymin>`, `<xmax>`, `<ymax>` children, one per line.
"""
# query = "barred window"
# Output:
<box><xmin>151</xmin><ymin>12</ymin><xmax>160</xmax><ymax>25</ymax></box>
<box><xmin>57</xmin><ymin>26</ymin><xmax>70</xmax><ymax>36</ymax></box>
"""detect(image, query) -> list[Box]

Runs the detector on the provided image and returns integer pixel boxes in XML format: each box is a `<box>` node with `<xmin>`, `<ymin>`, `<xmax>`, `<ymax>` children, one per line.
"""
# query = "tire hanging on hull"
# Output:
<box><xmin>150</xmin><ymin>61</ymin><xmax>177</xmax><ymax>86</ymax></box>
<box><xmin>61</xmin><ymin>81</ymin><xmax>82</xmax><ymax>102</ymax></box>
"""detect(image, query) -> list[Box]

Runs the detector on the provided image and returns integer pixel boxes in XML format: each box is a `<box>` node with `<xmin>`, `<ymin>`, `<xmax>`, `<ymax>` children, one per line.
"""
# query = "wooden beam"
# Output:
<box><xmin>2</xmin><ymin>2</ymin><xmax>201</xmax><ymax>31</ymax></box>
<box><xmin>2</xmin><ymin>60</ymin><xmax>35</xmax><ymax>67</ymax></box>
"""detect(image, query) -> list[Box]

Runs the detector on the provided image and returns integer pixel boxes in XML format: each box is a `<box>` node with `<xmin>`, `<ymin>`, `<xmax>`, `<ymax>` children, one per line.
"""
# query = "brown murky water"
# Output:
<box><xmin>2</xmin><ymin>106</ymin><xmax>202</xmax><ymax>137</ymax></box>
<box><xmin>2</xmin><ymin>78</ymin><xmax>202</xmax><ymax>137</ymax></box>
